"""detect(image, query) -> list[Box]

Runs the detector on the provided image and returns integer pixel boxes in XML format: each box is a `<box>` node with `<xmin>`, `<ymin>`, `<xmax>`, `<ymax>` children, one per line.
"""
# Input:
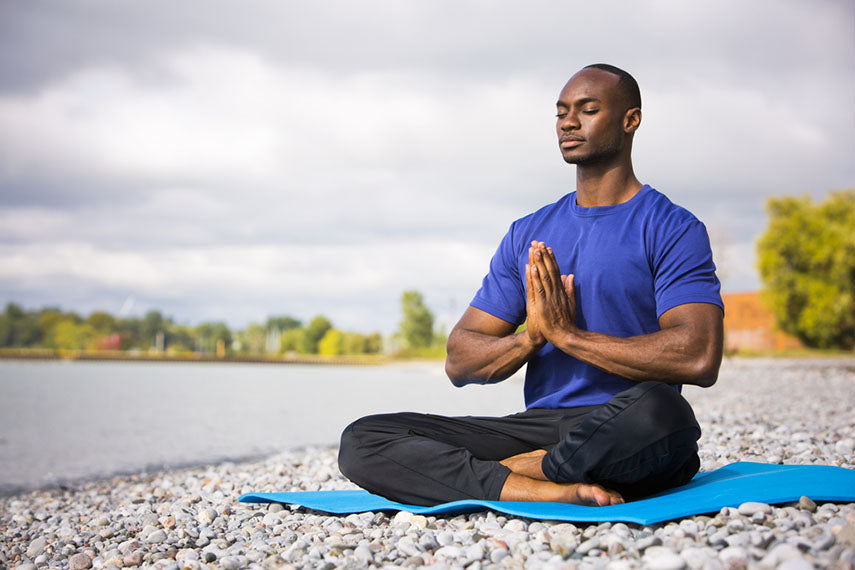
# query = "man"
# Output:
<box><xmin>338</xmin><ymin>64</ymin><xmax>724</xmax><ymax>507</ymax></box>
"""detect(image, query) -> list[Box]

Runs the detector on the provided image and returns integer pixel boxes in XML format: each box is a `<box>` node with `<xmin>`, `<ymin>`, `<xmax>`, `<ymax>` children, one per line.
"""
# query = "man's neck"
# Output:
<box><xmin>574</xmin><ymin>162</ymin><xmax>643</xmax><ymax>208</ymax></box>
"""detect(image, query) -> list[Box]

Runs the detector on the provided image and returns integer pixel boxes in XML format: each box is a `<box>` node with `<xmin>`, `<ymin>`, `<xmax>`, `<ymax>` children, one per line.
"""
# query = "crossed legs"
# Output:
<box><xmin>338</xmin><ymin>382</ymin><xmax>700</xmax><ymax>506</ymax></box>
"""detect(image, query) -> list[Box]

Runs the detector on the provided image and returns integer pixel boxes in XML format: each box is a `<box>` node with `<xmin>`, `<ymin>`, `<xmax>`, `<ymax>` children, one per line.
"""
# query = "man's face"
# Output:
<box><xmin>555</xmin><ymin>68</ymin><xmax>632</xmax><ymax>166</ymax></box>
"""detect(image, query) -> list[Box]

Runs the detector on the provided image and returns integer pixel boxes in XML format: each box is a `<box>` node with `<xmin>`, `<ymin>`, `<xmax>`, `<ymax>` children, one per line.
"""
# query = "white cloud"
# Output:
<box><xmin>0</xmin><ymin>1</ymin><xmax>852</xmax><ymax>330</ymax></box>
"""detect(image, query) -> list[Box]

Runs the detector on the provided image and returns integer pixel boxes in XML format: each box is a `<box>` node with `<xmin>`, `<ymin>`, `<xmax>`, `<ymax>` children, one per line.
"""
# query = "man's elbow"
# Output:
<box><xmin>445</xmin><ymin>358</ymin><xmax>468</xmax><ymax>387</ymax></box>
<box><xmin>686</xmin><ymin>349</ymin><xmax>722</xmax><ymax>388</ymax></box>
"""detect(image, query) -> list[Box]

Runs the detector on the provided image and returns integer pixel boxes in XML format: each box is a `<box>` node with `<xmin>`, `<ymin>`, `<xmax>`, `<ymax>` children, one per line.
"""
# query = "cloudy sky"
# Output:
<box><xmin>1</xmin><ymin>1</ymin><xmax>853</xmax><ymax>334</ymax></box>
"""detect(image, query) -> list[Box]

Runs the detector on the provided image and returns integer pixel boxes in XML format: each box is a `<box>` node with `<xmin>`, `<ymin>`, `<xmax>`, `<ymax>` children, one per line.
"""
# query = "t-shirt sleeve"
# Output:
<box><xmin>470</xmin><ymin>222</ymin><xmax>527</xmax><ymax>325</ymax></box>
<box><xmin>652</xmin><ymin>219</ymin><xmax>724</xmax><ymax>318</ymax></box>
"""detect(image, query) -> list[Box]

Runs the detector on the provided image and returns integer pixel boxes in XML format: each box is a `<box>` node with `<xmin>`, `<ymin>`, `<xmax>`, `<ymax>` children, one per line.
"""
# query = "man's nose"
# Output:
<box><xmin>559</xmin><ymin>112</ymin><xmax>580</xmax><ymax>130</ymax></box>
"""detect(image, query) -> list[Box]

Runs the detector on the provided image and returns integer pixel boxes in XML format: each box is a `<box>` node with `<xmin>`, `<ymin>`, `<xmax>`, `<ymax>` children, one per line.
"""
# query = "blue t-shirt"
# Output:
<box><xmin>470</xmin><ymin>185</ymin><xmax>723</xmax><ymax>409</ymax></box>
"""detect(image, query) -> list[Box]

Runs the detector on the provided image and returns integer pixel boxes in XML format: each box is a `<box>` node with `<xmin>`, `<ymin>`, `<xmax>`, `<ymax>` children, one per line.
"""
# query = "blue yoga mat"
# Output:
<box><xmin>239</xmin><ymin>462</ymin><xmax>855</xmax><ymax>525</ymax></box>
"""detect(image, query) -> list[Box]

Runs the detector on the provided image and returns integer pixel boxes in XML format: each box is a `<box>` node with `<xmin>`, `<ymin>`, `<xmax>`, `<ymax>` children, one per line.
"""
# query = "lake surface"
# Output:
<box><xmin>0</xmin><ymin>360</ymin><xmax>525</xmax><ymax>494</ymax></box>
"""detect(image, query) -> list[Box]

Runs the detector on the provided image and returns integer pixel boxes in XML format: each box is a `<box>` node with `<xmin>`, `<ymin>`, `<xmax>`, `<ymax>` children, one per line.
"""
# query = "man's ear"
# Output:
<box><xmin>623</xmin><ymin>108</ymin><xmax>641</xmax><ymax>134</ymax></box>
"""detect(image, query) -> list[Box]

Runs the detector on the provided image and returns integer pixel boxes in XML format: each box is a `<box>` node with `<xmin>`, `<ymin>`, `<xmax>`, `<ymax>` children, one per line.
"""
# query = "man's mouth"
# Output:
<box><xmin>560</xmin><ymin>137</ymin><xmax>584</xmax><ymax>148</ymax></box>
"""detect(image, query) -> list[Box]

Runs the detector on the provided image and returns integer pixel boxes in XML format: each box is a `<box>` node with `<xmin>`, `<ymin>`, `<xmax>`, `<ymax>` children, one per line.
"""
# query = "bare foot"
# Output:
<box><xmin>499</xmin><ymin>449</ymin><xmax>549</xmax><ymax>480</ymax></box>
<box><xmin>499</xmin><ymin>472</ymin><xmax>624</xmax><ymax>506</ymax></box>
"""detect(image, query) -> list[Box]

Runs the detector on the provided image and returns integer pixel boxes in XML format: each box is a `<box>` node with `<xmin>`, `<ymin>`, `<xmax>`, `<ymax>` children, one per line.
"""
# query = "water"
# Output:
<box><xmin>0</xmin><ymin>360</ymin><xmax>525</xmax><ymax>494</ymax></box>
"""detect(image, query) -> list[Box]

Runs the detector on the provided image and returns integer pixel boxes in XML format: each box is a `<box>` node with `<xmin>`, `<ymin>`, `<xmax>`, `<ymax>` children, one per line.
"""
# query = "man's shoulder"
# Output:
<box><xmin>641</xmin><ymin>186</ymin><xmax>705</xmax><ymax>229</ymax></box>
<box><xmin>512</xmin><ymin>192</ymin><xmax>576</xmax><ymax>228</ymax></box>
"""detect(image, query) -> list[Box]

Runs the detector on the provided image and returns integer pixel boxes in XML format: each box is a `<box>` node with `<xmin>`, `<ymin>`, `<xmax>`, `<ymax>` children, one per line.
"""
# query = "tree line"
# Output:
<box><xmin>0</xmin><ymin>290</ymin><xmax>447</xmax><ymax>357</ymax></box>
<box><xmin>757</xmin><ymin>190</ymin><xmax>855</xmax><ymax>350</ymax></box>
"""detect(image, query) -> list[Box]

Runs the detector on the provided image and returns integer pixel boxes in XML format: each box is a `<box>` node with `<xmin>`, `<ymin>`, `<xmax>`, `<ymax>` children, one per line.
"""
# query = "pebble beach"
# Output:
<box><xmin>2</xmin><ymin>358</ymin><xmax>854</xmax><ymax>569</ymax></box>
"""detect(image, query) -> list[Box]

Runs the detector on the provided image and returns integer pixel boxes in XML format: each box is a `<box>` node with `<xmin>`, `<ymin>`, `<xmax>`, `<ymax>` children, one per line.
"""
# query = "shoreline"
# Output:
<box><xmin>0</xmin><ymin>348</ymin><xmax>395</xmax><ymax>366</ymax></box>
<box><xmin>2</xmin><ymin>359</ymin><xmax>854</xmax><ymax>568</ymax></box>
<box><xmin>2</xmin><ymin>446</ymin><xmax>853</xmax><ymax>569</ymax></box>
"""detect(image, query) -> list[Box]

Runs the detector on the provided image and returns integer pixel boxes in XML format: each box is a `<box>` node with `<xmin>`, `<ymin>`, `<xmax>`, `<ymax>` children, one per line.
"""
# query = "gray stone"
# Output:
<box><xmin>15</xmin><ymin>565</ymin><xmax>38</xmax><ymax>570</ymax></box>
<box><xmin>636</xmin><ymin>535</ymin><xmax>663</xmax><ymax>551</ymax></box>
<box><xmin>464</xmin><ymin>543</ymin><xmax>485</xmax><ymax>561</ymax></box>
<box><xmin>219</xmin><ymin>555</ymin><xmax>243</xmax><ymax>570</ymax></box>
<box><xmin>724</xmin><ymin>531</ymin><xmax>750</xmax><ymax>548</ymax></box>
<box><xmin>737</xmin><ymin>502</ymin><xmax>771</xmax><ymax>516</ymax></box>
<box><xmin>680</xmin><ymin>547</ymin><xmax>712</xmax><ymax>570</ymax></box>
<box><xmin>777</xmin><ymin>557</ymin><xmax>815</xmax><ymax>570</ymax></box>
<box><xmin>643</xmin><ymin>546</ymin><xmax>686</xmax><ymax>570</ymax></box>
<box><xmin>759</xmin><ymin>543</ymin><xmax>801</xmax><ymax>566</ymax></box>
<box><xmin>798</xmin><ymin>496</ymin><xmax>817</xmax><ymax>512</ymax></box>
<box><xmin>418</xmin><ymin>533</ymin><xmax>439</xmax><ymax>550</ymax></box>
<box><xmin>68</xmin><ymin>553</ymin><xmax>93</xmax><ymax>570</ymax></box>
<box><xmin>837</xmin><ymin>523</ymin><xmax>855</xmax><ymax>547</ymax></box>
<box><xmin>26</xmin><ymin>537</ymin><xmax>47</xmax><ymax>559</ymax></box>
<box><xmin>576</xmin><ymin>537</ymin><xmax>600</xmax><ymax>554</ymax></box>
<box><xmin>708</xmin><ymin>530</ymin><xmax>729</xmax><ymax>547</ymax></box>
<box><xmin>435</xmin><ymin>545</ymin><xmax>463</xmax><ymax>559</ymax></box>
<box><xmin>718</xmin><ymin>546</ymin><xmax>748</xmax><ymax>566</ymax></box>
<box><xmin>401</xmin><ymin>555</ymin><xmax>425</xmax><ymax>567</ymax></box>
<box><xmin>813</xmin><ymin>533</ymin><xmax>835</xmax><ymax>551</ymax></box>
<box><xmin>396</xmin><ymin>537</ymin><xmax>422</xmax><ymax>557</ymax></box>
<box><xmin>197</xmin><ymin>508</ymin><xmax>217</xmax><ymax>524</ymax></box>
<box><xmin>122</xmin><ymin>551</ymin><xmax>143</xmax><ymax>566</ymax></box>
<box><xmin>145</xmin><ymin>529</ymin><xmax>167</xmax><ymax>544</ymax></box>
<box><xmin>354</xmin><ymin>545</ymin><xmax>373</xmax><ymax>562</ymax></box>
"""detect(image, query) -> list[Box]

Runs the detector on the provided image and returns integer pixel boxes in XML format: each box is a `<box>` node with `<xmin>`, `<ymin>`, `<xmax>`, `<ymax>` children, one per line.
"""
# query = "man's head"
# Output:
<box><xmin>556</xmin><ymin>64</ymin><xmax>642</xmax><ymax>166</ymax></box>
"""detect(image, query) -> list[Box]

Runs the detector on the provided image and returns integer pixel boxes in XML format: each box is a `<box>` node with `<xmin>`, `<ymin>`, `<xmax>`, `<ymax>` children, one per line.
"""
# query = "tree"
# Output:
<box><xmin>279</xmin><ymin>328</ymin><xmax>305</xmax><ymax>354</ymax></box>
<box><xmin>195</xmin><ymin>321</ymin><xmax>232</xmax><ymax>353</ymax></box>
<box><xmin>86</xmin><ymin>311</ymin><xmax>116</xmax><ymax>333</ymax></box>
<box><xmin>49</xmin><ymin>319</ymin><xmax>96</xmax><ymax>350</ymax></box>
<box><xmin>756</xmin><ymin>190</ymin><xmax>855</xmax><ymax>349</ymax></box>
<box><xmin>398</xmin><ymin>290</ymin><xmax>435</xmax><ymax>349</ymax></box>
<box><xmin>238</xmin><ymin>322</ymin><xmax>268</xmax><ymax>354</ymax></box>
<box><xmin>1</xmin><ymin>303</ymin><xmax>41</xmax><ymax>347</ymax></box>
<box><xmin>140</xmin><ymin>310</ymin><xmax>166</xmax><ymax>349</ymax></box>
<box><xmin>301</xmin><ymin>316</ymin><xmax>332</xmax><ymax>354</ymax></box>
<box><xmin>266</xmin><ymin>315</ymin><xmax>302</xmax><ymax>332</ymax></box>
<box><xmin>318</xmin><ymin>328</ymin><xmax>344</xmax><ymax>356</ymax></box>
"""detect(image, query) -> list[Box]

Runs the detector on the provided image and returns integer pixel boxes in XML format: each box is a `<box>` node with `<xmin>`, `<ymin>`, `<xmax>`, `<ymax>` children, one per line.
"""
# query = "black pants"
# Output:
<box><xmin>338</xmin><ymin>381</ymin><xmax>701</xmax><ymax>506</ymax></box>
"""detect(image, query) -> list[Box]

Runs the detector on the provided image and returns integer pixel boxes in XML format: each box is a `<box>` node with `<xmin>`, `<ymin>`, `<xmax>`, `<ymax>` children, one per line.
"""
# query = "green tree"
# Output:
<box><xmin>140</xmin><ymin>310</ymin><xmax>166</xmax><ymax>349</ymax></box>
<box><xmin>398</xmin><ymin>290</ymin><xmax>435</xmax><ymax>349</ymax></box>
<box><xmin>86</xmin><ymin>311</ymin><xmax>116</xmax><ymax>333</ymax></box>
<box><xmin>238</xmin><ymin>323</ymin><xmax>268</xmax><ymax>354</ymax></box>
<box><xmin>48</xmin><ymin>318</ymin><xmax>96</xmax><ymax>350</ymax></box>
<box><xmin>266</xmin><ymin>315</ymin><xmax>302</xmax><ymax>332</ymax></box>
<box><xmin>318</xmin><ymin>328</ymin><xmax>344</xmax><ymax>356</ymax></box>
<box><xmin>301</xmin><ymin>316</ymin><xmax>332</xmax><ymax>354</ymax></box>
<box><xmin>1</xmin><ymin>303</ymin><xmax>41</xmax><ymax>347</ymax></box>
<box><xmin>195</xmin><ymin>321</ymin><xmax>233</xmax><ymax>353</ymax></box>
<box><xmin>757</xmin><ymin>190</ymin><xmax>855</xmax><ymax>349</ymax></box>
<box><xmin>279</xmin><ymin>327</ymin><xmax>305</xmax><ymax>354</ymax></box>
<box><xmin>365</xmin><ymin>332</ymin><xmax>383</xmax><ymax>354</ymax></box>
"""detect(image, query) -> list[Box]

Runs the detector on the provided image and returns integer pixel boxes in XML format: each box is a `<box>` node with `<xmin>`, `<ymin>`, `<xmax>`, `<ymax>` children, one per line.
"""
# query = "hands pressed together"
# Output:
<box><xmin>524</xmin><ymin>241</ymin><xmax>578</xmax><ymax>349</ymax></box>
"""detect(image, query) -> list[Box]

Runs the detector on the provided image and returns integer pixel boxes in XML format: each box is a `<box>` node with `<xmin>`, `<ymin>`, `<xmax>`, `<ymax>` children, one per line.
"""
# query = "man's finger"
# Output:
<box><xmin>533</xmin><ymin>246</ymin><xmax>556</xmax><ymax>295</ymax></box>
<box><xmin>541</xmin><ymin>246</ymin><xmax>562</xmax><ymax>283</ymax></box>
<box><xmin>562</xmin><ymin>273</ymin><xmax>575</xmax><ymax>296</ymax></box>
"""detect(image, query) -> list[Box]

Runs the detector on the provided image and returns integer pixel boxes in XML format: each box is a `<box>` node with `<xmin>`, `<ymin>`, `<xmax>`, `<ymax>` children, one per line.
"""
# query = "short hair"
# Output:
<box><xmin>583</xmin><ymin>63</ymin><xmax>641</xmax><ymax>110</ymax></box>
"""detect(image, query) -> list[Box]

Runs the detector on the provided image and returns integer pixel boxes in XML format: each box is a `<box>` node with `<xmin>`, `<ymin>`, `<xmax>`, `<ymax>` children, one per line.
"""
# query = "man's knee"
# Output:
<box><xmin>618</xmin><ymin>381</ymin><xmax>700</xmax><ymax>437</ymax></box>
<box><xmin>337</xmin><ymin>413</ymin><xmax>405</xmax><ymax>481</ymax></box>
<box><xmin>338</xmin><ymin>415</ymin><xmax>374</xmax><ymax>480</ymax></box>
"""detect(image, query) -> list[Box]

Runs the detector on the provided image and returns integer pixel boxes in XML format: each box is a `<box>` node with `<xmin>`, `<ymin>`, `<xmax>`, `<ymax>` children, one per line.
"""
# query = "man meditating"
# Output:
<box><xmin>338</xmin><ymin>64</ymin><xmax>724</xmax><ymax>506</ymax></box>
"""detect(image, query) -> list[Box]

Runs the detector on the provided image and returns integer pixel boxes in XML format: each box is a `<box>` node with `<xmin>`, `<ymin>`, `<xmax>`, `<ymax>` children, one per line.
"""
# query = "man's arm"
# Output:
<box><xmin>529</xmin><ymin>243</ymin><xmax>723</xmax><ymax>387</ymax></box>
<box><xmin>445</xmin><ymin>307</ymin><xmax>541</xmax><ymax>387</ymax></box>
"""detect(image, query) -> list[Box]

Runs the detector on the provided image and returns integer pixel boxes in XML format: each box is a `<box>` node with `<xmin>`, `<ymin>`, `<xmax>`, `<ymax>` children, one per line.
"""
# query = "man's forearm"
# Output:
<box><xmin>552</xmin><ymin>320</ymin><xmax>722</xmax><ymax>387</ymax></box>
<box><xmin>445</xmin><ymin>328</ymin><xmax>541</xmax><ymax>386</ymax></box>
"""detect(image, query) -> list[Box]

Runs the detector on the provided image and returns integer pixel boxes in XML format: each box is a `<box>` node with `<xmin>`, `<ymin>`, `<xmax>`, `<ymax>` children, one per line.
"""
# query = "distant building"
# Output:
<box><xmin>721</xmin><ymin>292</ymin><xmax>804</xmax><ymax>352</ymax></box>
